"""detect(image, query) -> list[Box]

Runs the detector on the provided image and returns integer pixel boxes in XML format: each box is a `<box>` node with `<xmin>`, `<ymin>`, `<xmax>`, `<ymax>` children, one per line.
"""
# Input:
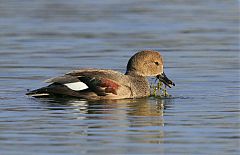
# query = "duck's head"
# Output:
<box><xmin>126</xmin><ymin>50</ymin><xmax>175</xmax><ymax>88</ymax></box>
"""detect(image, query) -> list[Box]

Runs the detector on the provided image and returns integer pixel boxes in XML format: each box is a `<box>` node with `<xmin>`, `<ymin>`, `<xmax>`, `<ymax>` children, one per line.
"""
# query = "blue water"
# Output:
<box><xmin>0</xmin><ymin>0</ymin><xmax>239</xmax><ymax>155</ymax></box>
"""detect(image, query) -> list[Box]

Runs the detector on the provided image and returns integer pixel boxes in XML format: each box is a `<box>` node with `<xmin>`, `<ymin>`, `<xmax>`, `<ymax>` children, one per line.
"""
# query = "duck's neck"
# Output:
<box><xmin>125</xmin><ymin>70</ymin><xmax>149</xmax><ymax>87</ymax></box>
<box><xmin>125</xmin><ymin>70</ymin><xmax>143</xmax><ymax>77</ymax></box>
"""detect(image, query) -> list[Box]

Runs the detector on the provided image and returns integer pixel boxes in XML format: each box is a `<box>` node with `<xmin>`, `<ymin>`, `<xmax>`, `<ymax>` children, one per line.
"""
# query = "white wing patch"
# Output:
<box><xmin>64</xmin><ymin>82</ymin><xmax>88</xmax><ymax>91</ymax></box>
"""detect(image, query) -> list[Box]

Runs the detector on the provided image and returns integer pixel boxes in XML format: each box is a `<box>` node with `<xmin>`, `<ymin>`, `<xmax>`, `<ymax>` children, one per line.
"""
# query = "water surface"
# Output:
<box><xmin>0</xmin><ymin>0</ymin><xmax>239</xmax><ymax>155</ymax></box>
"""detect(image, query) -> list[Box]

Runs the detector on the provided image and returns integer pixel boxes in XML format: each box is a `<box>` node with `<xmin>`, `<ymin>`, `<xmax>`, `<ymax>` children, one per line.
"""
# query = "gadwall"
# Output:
<box><xmin>26</xmin><ymin>50</ymin><xmax>175</xmax><ymax>100</ymax></box>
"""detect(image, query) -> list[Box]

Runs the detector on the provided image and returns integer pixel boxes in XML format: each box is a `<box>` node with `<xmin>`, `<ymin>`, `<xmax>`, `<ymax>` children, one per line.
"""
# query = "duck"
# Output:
<box><xmin>26</xmin><ymin>50</ymin><xmax>175</xmax><ymax>100</ymax></box>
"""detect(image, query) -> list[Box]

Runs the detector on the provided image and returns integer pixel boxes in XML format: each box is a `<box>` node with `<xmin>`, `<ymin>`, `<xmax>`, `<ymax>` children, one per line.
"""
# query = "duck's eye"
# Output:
<box><xmin>154</xmin><ymin>62</ymin><xmax>159</xmax><ymax>65</ymax></box>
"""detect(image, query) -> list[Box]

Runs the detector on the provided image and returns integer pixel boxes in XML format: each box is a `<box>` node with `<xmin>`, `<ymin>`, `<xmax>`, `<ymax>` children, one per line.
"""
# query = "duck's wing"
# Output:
<box><xmin>27</xmin><ymin>69</ymin><xmax>126</xmax><ymax>98</ymax></box>
<box><xmin>46</xmin><ymin>69</ymin><xmax>122</xmax><ymax>83</ymax></box>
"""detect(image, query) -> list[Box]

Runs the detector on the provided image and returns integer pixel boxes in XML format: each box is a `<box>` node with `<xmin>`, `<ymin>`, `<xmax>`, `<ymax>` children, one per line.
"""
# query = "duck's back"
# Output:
<box><xmin>27</xmin><ymin>69</ymin><xmax>133</xmax><ymax>100</ymax></box>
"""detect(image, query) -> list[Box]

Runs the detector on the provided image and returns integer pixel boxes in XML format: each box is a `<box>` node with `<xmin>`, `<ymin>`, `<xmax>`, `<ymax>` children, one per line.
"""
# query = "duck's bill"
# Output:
<box><xmin>156</xmin><ymin>72</ymin><xmax>175</xmax><ymax>88</ymax></box>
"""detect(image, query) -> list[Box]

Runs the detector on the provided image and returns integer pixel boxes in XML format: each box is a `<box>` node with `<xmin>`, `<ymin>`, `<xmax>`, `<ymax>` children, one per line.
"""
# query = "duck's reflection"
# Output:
<box><xmin>37</xmin><ymin>97</ymin><xmax>173</xmax><ymax>144</ymax></box>
<box><xmin>40</xmin><ymin>97</ymin><xmax>170</xmax><ymax>114</ymax></box>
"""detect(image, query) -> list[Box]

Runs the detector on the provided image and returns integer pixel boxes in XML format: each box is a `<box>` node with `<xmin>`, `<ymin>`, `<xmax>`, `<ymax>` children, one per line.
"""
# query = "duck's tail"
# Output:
<box><xmin>26</xmin><ymin>83</ymin><xmax>92</xmax><ymax>98</ymax></box>
<box><xmin>26</xmin><ymin>87</ymin><xmax>51</xmax><ymax>97</ymax></box>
